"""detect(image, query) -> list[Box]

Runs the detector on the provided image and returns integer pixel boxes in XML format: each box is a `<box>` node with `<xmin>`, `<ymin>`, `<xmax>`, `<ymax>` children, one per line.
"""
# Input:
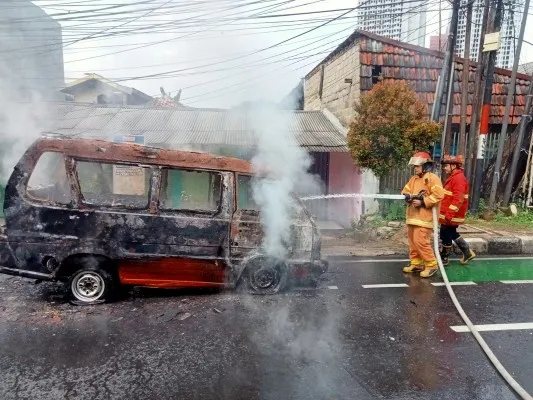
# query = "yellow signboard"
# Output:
<box><xmin>483</xmin><ymin>32</ymin><xmax>501</xmax><ymax>52</ymax></box>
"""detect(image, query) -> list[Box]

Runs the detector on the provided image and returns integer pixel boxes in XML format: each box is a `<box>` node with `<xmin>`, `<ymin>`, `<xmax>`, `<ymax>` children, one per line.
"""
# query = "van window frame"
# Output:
<box><xmin>71</xmin><ymin>157</ymin><xmax>154</xmax><ymax>212</ymax></box>
<box><xmin>158</xmin><ymin>166</ymin><xmax>223</xmax><ymax>216</ymax></box>
<box><xmin>24</xmin><ymin>150</ymin><xmax>74</xmax><ymax>208</ymax></box>
<box><xmin>236</xmin><ymin>173</ymin><xmax>260</xmax><ymax>212</ymax></box>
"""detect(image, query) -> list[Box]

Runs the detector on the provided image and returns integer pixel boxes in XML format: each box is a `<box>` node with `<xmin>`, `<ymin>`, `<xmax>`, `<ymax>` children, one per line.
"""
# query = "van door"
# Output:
<box><xmin>64</xmin><ymin>158</ymin><xmax>157</xmax><ymax>259</ymax></box>
<box><xmin>230</xmin><ymin>174</ymin><xmax>263</xmax><ymax>264</ymax></box>
<box><xmin>5</xmin><ymin>151</ymin><xmax>77</xmax><ymax>273</ymax></box>
<box><xmin>154</xmin><ymin>167</ymin><xmax>233</xmax><ymax>259</ymax></box>
<box><xmin>117</xmin><ymin>167</ymin><xmax>234</xmax><ymax>287</ymax></box>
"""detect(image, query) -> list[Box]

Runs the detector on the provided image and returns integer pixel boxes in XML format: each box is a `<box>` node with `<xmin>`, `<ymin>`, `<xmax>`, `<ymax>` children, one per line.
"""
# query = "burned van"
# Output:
<box><xmin>0</xmin><ymin>136</ymin><xmax>327</xmax><ymax>304</ymax></box>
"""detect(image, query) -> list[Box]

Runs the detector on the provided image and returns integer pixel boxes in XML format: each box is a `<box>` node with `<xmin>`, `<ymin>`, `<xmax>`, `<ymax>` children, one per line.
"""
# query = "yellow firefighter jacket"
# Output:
<box><xmin>401</xmin><ymin>172</ymin><xmax>445</xmax><ymax>229</ymax></box>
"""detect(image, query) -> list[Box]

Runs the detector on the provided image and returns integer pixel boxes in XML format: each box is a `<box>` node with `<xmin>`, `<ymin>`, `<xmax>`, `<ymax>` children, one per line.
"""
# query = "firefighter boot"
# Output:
<box><xmin>403</xmin><ymin>264</ymin><xmax>424</xmax><ymax>273</ymax></box>
<box><xmin>455</xmin><ymin>237</ymin><xmax>476</xmax><ymax>264</ymax></box>
<box><xmin>439</xmin><ymin>245</ymin><xmax>452</xmax><ymax>266</ymax></box>
<box><xmin>420</xmin><ymin>267</ymin><xmax>438</xmax><ymax>278</ymax></box>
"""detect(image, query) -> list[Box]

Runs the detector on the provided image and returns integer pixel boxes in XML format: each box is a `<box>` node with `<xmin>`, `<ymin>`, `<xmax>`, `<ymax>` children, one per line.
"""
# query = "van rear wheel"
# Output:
<box><xmin>246</xmin><ymin>257</ymin><xmax>288</xmax><ymax>295</ymax></box>
<box><xmin>68</xmin><ymin>267</ymin><xmax>115</xmax><ymax>305</ymax></box>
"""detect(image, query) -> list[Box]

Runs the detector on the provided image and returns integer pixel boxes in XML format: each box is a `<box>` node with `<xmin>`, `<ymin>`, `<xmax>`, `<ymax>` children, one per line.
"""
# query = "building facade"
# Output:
<box><xmin>61</xmin><ymin>74</ymin><xmax>153</xmax><ymax>105</ymax></box>
<box><xmin>304</xmin><ymin>30</ymin><xmax>531</xmax><ymax>197</ymax></box>
<box><xmin>0</xmin><ymin>0</ymin><xmax>64</xmax><ymax>101</ymax></box>
<box><xmin>355</xmin><ymin>0</ymin><xmax>428</xmax><ymax>47</ymax></box>
<box><xmin>305</xmin><ymin>30</ymin><xmax>530</xmax><ymax>130</ymax></box>
<box><xmin>429</xmin><ymin>34</ymin><xmax>448</xmax><ymax>52</ymax></box>
<box><xmin>455</xmin><ymin>0</ymin><xmax>524</xmax><ymax>69</ymax></box>
<box><xmin>518</xmin><ymin>61</ymin><xmax>533</xmax><ymax>75</ymax></box>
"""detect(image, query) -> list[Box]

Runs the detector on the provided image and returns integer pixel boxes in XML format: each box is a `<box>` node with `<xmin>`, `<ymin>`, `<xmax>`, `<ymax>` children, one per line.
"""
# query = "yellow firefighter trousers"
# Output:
<box><xmin>407</xmin><ymin>225</ymin><xmax>438</xmax><ymax>269</ymax></box>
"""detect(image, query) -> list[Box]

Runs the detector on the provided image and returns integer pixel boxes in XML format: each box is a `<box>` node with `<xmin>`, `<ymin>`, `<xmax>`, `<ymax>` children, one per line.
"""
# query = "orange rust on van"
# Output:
<box><xmin>118</xmin><ymin>258</ymin><xmax>227</xmax><ymax>288</ymax></box>
<box><xmin>35</xmin><ymin>137</ymin><xmax>253</xmax><ymax>174</ymax></box>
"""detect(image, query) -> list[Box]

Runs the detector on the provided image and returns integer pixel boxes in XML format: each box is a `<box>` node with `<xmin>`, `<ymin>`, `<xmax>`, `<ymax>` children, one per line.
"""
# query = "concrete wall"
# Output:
<box><xmin>304</xmin><ymin>41</ymin><xmax>361</xmax><ymax>127</ymax></box>
<box><xmin>69</xmin><ymin>83</ymin><xmax>128</xmax><ymax>105</ymax></box>
<box><xmin>0</xmin><ymin>0</ymin><xmax>65</xmax><ymax>101</ymax></box>
<box><xmin>361</xmin><ymin>169</ymin><xmax>380</xmax><ymax>215</ymax></box>
<box><xmin>305</xmin><ymin>42</ymin><xmax>381</xmax><ymax>225</ymax></box>
<box><xmin>67</xmin><ymin>83</ymin><xmax>150</xmax><ymax>105</ymax></box>
<box><xmin>327</xmin><ymin>152</ymin><xmax>362</xmax><ymax>228</ymax></box>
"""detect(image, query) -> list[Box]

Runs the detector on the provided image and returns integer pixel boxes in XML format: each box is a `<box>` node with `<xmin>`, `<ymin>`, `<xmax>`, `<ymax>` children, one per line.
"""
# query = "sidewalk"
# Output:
<box><xmin>321</xmin><ymin>223</ymin><xmax>533</xmax><ymax>258</ymax></box>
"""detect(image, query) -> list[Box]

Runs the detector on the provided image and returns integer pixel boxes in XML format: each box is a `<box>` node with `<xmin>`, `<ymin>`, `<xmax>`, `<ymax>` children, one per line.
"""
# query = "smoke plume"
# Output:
<box><xmin>0</xmin><ymin>66</ymin><xmax>53</xmax><ymax>184</ymax></box>
<box><xmin>250</xmin><ymin>106</ymin><xmax>320</xmax><ymax>258</ymax></box>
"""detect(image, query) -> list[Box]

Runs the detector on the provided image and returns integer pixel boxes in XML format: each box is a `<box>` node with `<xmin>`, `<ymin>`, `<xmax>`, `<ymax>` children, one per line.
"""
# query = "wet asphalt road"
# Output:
<box><xmin>0</xmin><ymin>258</ymin><xmax>532</xmax><ymax>400</ymax></box>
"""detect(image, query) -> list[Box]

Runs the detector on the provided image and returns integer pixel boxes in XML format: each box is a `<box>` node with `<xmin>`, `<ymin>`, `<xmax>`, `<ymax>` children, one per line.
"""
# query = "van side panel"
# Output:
<box><xmin>118</xmin><ymin>258</ymin><xmax>226</xmax><ymax>288</ymax></box>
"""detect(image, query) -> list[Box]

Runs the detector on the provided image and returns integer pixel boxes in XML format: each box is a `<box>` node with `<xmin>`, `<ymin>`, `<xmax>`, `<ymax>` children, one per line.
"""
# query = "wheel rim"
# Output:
<box><xmin>252</xmin><ymin>267</ymin><xmax>280</xmax><ymax>289</ymax></box>
<box><xmin>71</xmin><ymin>272</ymin><xmax>105</xmax><ymax>303</ymax></box>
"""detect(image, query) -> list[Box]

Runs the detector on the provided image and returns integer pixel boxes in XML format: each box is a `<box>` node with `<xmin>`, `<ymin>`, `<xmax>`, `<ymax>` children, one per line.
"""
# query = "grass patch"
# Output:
<box><xmin>466</xmin><ymin>209</ymin><xmax>533</xmax><ymax>230</ymax></box>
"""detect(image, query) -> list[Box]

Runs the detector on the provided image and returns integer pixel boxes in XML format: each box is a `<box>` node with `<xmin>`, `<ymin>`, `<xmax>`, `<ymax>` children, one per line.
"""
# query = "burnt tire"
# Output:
<box><xmin>245</xmin><ymin>257</ymin><xmax>288</xmax><ymax>295</ymax></box>
<box><xmin>67</xmin><ymin>266</ymin><xmax>116</xmax><ymax>306</ymax></box>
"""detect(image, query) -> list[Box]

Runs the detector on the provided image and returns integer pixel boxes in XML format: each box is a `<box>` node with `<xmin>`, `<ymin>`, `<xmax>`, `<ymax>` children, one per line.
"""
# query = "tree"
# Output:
<box><xmin>347</xmin><ymin>80</ymin><xmax>440</xmax><ymax>177</ymax></box>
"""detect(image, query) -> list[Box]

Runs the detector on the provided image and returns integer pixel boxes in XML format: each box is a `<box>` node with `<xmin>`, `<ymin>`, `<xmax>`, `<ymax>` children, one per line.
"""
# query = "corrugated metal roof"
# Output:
<box><xmin>41</xmin><ymin>103</ymin><xmax>348</xmax><ymax>152</ymax></box>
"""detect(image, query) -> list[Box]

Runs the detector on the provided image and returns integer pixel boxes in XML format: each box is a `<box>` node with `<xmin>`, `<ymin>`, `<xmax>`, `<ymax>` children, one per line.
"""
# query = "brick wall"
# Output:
<box><xmin>304</xmin><ymin>41</ymin><xmax>361</xmax><ymax>127</ymax></box>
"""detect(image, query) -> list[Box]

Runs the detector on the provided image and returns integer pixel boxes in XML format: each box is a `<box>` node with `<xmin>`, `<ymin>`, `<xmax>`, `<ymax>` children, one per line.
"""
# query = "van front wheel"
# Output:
<box><xmin>246</xmin><ymin>257</ymin><xmax>288</xmax><ymax>295</ymax></box>
<box><xmin>68</xmin><ymin>267</ymin><xmax>115</xmax><ymax>305</ymax></box>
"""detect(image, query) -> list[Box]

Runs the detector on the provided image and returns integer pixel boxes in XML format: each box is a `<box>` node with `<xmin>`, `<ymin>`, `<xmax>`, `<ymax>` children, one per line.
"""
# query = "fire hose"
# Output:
<box><xmin>300</xmin><ymin>193</ymin><xmax>532</xmax><ymax>399</ymax></box>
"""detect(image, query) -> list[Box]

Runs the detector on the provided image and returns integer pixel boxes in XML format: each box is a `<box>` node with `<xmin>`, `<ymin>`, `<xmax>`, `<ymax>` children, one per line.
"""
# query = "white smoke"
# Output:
<box><xmin>0</xmin><ymin>96</ymin><xmax>50</xmax><ymax>182</ymax></box>
<box><xmin>0</xmin><ymin>1</ymin><xmax>65</xmax><ymax>183</ymax></box>
<box><xmin>249</xmin><ymin>106</ymin><xmax>320</xmax><ymax>258</ymax></box>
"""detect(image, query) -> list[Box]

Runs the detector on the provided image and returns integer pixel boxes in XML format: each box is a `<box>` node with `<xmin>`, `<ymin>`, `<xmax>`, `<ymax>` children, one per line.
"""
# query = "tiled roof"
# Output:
<box><xmin>358</xmin><ymin>35</ymin><xmax>531</xmax><ymax>124</ymax></box>
<box><xmin>308</xmin><ymin>30</ymin><xmax>531</xmax><ymax>125</ymax></box>
<box><xmin>41</xmin><ymin>103</ymin><xmax>348</xmax><ymax>152</ymax></box>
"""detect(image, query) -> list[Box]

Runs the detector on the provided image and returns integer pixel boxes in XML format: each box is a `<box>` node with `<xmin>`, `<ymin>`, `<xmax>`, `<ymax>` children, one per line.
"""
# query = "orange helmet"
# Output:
<box><xmin>408</xmin><ymin>151</ymin><xmax>432</xmax><ymax>166</ymax></box>
<box><xmin>442</xmin><ymin>154</ymin><xmax>464</xmax><ymax>166</ymax></box>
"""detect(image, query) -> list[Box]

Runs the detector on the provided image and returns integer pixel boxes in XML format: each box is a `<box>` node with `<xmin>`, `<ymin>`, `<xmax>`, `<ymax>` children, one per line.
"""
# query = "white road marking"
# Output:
<box><xmin>327</xmin><ymin>285</ymin><xmax>339</xmax><ymax>290</ymax></box>
<box><xmin>431</xmin><ymin>281</ymin><xmax>476</xmax><ymax>286</ymax></box>
<box><xmin>500</xmin><ymin>280</ymin><xmax>533</xmax><ymax>284</ymax></box>
<box><xmin>451</xmin><ymin>322</ymin><xmax>533</xmax><ymax>333</ymax></box>
<box><xmin>362</xmin><ymin>283</ymin><xmax>409</xmax><ymax>288</ymax></box>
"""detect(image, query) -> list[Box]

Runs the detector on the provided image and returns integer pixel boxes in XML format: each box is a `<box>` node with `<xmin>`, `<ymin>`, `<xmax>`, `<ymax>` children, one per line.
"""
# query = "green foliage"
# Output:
<box><xmin>383</xmin><ymin>200</ymin><xmax>405</xmax><ymax>221</ymax></box>
<box><xmin>466</xmin><ymin>206</ymin><xmax>533</xmax><ymax>229</ymax></box>
<box><xmin>347</xmin><ymin>80</ymin><xmax>440</xmax><ymax>177</ymax></box>
<box><xmin>492</xmin><ymin>210</ymin><xmax>533</xmax><ymax>227</ymax></box>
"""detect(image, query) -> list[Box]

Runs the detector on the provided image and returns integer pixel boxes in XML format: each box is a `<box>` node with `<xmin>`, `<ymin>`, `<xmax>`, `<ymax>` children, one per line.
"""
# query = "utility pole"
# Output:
<box><xmin>459</xmin><ymin>0</ymin><xmax>474</xmax><ymax>155</ymax></box>
<box><xmin>490</xmin><ymin>0</ymin><xmax>530</xmax><ymax>208</ymax></box>
<box><xmin>431</xmin><ymin>0</ymin><xmax>461</xmax><ymax>126</ymax></box>
<box><xmin>502</xmin><ymin>73</ymin><xmax>533</xmax><ymax>206</ymax></box>
<box><xmin>465</xmin><ymin>0</ymin><xmax>490</xmax><ymax>181</ymax></box>
<box><xmin>470</xmin><ymin>0</ymin><xmax>503</xmax><ymax>214</ymax></box>
<box><xmin>442</xmin><ymin>62</ymin><xmax>456</xmax><ymax>155</ymax></box>
<box><xmin>439</xmin><ymin>0</ymin><xmax>442</xmax><ymax>51</ymax></box>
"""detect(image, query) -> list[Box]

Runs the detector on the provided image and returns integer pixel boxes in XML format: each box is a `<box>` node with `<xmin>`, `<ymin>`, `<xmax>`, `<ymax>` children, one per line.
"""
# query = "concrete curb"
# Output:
<box><xmin>466</xmin><ymin>236</ymin><xmax>533</xmax><ymax>255</ymax></box>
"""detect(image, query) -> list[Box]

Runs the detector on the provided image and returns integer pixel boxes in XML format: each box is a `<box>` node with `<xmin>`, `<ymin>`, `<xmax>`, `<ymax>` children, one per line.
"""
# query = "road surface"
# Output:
<box><xmin>0</xmin><ymin>256</ymin><xmax>532</xmax><ymax>400</ymax></box>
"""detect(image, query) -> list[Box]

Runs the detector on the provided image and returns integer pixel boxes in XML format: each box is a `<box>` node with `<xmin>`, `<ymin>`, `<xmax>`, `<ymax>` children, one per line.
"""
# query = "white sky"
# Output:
<box><xmin>32</xmin><ymin>0</ymin><xmax>533</xmax><ymax>108</ymax></box>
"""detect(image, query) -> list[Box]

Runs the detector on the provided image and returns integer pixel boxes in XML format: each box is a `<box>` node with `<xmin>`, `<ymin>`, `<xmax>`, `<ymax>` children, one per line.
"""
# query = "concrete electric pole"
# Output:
<box><xmin>470</xmin><ymin>0</ymin><xmax>503</xmax><ymax>214</ymax></box>
<box><xmin>432</xmin><ymin>0</ymin><xmax>461</xmax><ymax>127</ymax></box>
<box><xmin>489</xmin><ymin>0</ymin><xmax>530</xmax><ymax>208</ymax></box>
<box><xmin>465</xmin><ymin>0</ymin><xmax>490</xmax><ymax>182</ymax></box>
<box><xmin>459</xmin><ymin>0</ymin><xmax>474</xmax><ymax>156</ymax></box>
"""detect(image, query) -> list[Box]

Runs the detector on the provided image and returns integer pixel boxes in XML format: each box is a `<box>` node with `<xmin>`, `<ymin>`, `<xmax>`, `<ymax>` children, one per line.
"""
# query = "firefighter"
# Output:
<box><xmin>401</xmin><ymin>151</ymin><xmax>445</xmax><ymax>278</ymax></box>
<box><xmin>439</xmin><ymin>154</ymin><xmax>476</xmax><ymax>265</ymax></box>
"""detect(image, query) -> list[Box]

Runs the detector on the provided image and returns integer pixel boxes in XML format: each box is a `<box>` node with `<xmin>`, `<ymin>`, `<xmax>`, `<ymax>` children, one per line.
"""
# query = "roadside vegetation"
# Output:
<box><xmin>347</xmin><ymin>80</ymin><xmax>440</xmax><ymax>178</ymax></box>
